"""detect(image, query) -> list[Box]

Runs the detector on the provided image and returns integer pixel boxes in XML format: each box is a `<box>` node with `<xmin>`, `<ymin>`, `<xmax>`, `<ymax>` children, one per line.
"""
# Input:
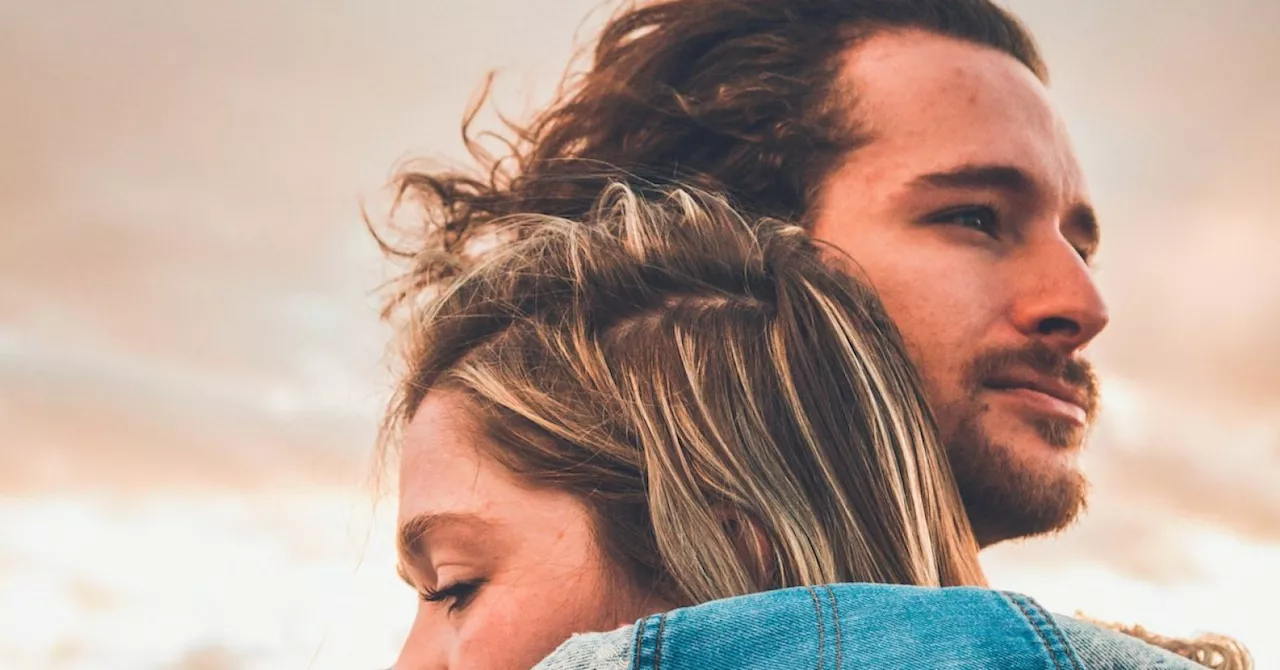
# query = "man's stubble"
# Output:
<box><xmin>937</xmin><ymin>343</ymin><xmax>1100</xmax><ymax>546</ymax></box>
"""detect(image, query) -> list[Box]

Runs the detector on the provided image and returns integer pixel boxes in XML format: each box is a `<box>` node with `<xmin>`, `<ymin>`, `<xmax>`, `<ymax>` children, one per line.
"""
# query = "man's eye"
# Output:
<box><xmin>928</xmin><ymin>206</ymin><xmax>999</xmax><ymax>235</ymax></box>
<box><xmin>421</xmin><ymin>579</ymin><xmax>484</xmax><ymax>614</ymax></box>
<box><xmin>1074</xmin><ymin>244</ymin><xmax>1096</xmax><ymax>265</ymax></box>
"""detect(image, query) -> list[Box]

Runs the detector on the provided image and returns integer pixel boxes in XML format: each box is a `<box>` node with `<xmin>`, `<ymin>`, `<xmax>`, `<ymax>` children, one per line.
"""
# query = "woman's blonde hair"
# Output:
<box><xmin>380</xmin><ymin>183</ymin><xmax>985</xmax><ymax>603</ymax></box>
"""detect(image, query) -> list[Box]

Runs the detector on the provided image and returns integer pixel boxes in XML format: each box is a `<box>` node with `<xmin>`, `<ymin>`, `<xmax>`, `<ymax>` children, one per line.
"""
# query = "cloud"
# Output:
<box><xmin>0</xmin><ymin>0</ymin><xmax>611</xmax><ymax>495</ymax></box>
<box><xmin>0</xmin><ymin>328</ymin><xmax>380</xmax><ymax>493</ymax></box>
<box><xmin>163</xmin><ymin>646</ymin><xmax>254</xmax><ymax>670</ymax></box>
<box><xmin>0</xmin><ymin>495</ymin><xmax>409</xmax><ymax>669</ymax></box>
<box><xmin>984</xmin><ymin>375</ymin><xmax>1280</xmax><ymax>588</ymax></box>
<box><xmin>1087</xmin><ymin>380</ymin><xmax>1280</xmax><ymax>542</ymax></box>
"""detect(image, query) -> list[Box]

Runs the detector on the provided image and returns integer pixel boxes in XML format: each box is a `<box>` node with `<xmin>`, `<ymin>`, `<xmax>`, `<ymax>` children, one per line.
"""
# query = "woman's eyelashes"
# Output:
<box><xmin>420</xmin><ymin>578</ymin><xmax>485</xmax><ymax>614</ymax></box>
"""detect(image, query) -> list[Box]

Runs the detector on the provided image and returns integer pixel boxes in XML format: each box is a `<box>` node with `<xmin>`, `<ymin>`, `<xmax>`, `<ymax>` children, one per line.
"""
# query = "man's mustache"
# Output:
<box><xmin>965</xmin><ymin>342</ymin><xmax>1100</xmax><ymax>421</ymax></box>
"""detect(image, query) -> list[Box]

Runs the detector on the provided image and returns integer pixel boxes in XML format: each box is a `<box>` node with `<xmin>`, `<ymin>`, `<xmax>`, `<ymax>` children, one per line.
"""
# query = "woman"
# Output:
<box><xmin>376</xmin><ymin>183</ymin><xmax>1247</xmax><ymax>669</ymax></box>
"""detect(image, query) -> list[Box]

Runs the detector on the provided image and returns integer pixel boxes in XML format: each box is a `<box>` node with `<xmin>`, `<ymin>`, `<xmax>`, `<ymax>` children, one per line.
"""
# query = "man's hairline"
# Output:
<box><xmin>806</xmin><ymin>25</ymin><xmax>1055</xmax><ymax>230</ymax></box>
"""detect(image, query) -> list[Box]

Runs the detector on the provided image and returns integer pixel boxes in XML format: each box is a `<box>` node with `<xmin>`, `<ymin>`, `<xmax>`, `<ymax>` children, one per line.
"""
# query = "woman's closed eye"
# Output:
<box><xmin>421</xmin><ymin>578</ymin><xmax>485</xmax><ymax>614</ymax></box>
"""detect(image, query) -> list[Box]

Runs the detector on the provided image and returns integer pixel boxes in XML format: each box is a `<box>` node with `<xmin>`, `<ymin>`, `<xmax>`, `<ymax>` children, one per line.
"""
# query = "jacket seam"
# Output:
<box><xmin>807</xmin><ymin>586</ymin><xmax>825</xmax><ymax>670</ymax></box>
<box><xmin>823</xmin><ymin>585</ymin><xmax>843</xmax><ymax>670</ymax></box>
<box><xmin>653</xmin><ymin>612</ymin><xmax>668</xmax><ymax>670</ymax></box>
<box><xmin>1033</xmin><ymin>606</ymin><xmax>1085</xmax><ymax>670</ymax></box>
<box><xmin>630</xmin><ymin>616</ymin><xmax>647</xmax><ymax>670</ymax></box>
<box><xmin>1004</xmin><ymin>592</ymin><xmax>1067</xmax><ymax>670</ymax></box>
<box><xmin>1003</xmin><ymin>591</ymin><xmax>1085</xmax><ymax>670</ymax></box>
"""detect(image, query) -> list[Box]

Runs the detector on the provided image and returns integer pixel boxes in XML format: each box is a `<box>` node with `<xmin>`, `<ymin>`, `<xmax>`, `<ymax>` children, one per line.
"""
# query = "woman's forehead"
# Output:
<box><xmin>397</xmin><ymin>393</ymin><xmax>594</xmax><ymax>544</ymax></box>
<box><xmin>398</xmin><ymin>394</ymin><xmax>490</xmax><ymax>521</ymax></box>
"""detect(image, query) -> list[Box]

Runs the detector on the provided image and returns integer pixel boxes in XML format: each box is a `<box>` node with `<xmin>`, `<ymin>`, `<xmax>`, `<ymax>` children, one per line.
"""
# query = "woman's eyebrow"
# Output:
<box><xmin>396</xmin><ymin>511</ymin><xmax>494</xmax><ymax>562</ymax></box>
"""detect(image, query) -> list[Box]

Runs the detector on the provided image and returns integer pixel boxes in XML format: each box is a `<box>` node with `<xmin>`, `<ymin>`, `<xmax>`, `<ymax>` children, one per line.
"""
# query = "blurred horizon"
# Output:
<box><xmin>1</xmin><ymin>0</ymin><xmax>1277</xmax><ymax>668</ymax></box>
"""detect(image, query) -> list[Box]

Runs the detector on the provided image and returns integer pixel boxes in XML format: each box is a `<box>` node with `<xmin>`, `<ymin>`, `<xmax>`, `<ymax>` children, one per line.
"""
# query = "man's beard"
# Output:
<box><xmin>940</xmin><ymin>342</ymin><xmax>1100</xmax><ymax>546</ymax></box>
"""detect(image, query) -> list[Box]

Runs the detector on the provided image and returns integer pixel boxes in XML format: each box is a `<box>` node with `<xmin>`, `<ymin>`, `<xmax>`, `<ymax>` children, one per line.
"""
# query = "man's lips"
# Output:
<box><xmin>982</xmin><ymin>373</ymin><xmax>1090</xmax><ymax>425</ymax></box>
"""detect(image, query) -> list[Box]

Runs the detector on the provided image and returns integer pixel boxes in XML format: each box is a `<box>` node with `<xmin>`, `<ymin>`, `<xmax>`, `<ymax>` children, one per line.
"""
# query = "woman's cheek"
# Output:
<box><xmin>451</xmin><ymin>591</ymin><xmax>548</xmax><ymax>669</ymax></box>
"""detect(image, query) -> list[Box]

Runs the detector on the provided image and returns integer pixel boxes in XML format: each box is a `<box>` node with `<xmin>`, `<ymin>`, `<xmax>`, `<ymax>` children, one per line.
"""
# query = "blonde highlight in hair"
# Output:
<box><xmin>381</xmin><ymin>183</ymin><xmax>985</xmax><ymax>604</ymax></box>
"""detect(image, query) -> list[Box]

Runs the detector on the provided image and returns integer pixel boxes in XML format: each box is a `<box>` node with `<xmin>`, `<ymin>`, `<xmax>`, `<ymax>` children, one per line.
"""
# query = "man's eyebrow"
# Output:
<box><xmin>911</xmin><ymin>163</ymin><xmax>1035</xmax><ymax>193</ymax></box>
<box><xmin>396</xmin><ymin>511</ymin><xmax>493</xmax><ymax>562</ymax></box>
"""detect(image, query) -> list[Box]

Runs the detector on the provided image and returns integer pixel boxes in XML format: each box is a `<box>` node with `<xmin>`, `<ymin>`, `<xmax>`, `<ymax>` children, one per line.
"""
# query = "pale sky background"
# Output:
<box><xmin>1</xmin><ymin>1</ymin><xmax>1277</xmax><ymax>668</ymax></box>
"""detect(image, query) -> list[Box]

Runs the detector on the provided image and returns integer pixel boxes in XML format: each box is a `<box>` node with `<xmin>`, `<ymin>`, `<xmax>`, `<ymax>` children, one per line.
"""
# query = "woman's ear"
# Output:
<box><xmin>715</xmin><ymin>507</ymin><xmax>775</xmax><ymax>589</ymax></box>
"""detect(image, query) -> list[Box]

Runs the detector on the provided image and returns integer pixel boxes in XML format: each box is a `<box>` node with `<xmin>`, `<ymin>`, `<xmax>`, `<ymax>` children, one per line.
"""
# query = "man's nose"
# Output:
<box><xmin>1008</xmin><ymin>236</ymin><xmax>1109</xmax><ymax>353</ymax></box>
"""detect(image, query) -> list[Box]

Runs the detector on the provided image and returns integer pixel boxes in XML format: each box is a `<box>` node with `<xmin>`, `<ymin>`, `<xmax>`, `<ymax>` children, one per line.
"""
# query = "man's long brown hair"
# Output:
<box><xmin>393</xmin><ymin>0</ymin><xmax>1044</xmax><ymax>283</ymax></box>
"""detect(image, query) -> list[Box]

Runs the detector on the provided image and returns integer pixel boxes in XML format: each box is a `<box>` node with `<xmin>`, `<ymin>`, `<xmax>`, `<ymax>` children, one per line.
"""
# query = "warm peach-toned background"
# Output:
<box><xmin>2</xmin><ymin>1</ymin><xmax>1276</xmax><ymax>668</ymax></box>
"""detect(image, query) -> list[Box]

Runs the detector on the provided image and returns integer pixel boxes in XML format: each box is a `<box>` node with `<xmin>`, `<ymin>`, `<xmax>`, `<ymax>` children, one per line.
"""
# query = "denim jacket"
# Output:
<box><xmin>533</xmin><ymin>584</ymin><xmax>1203</xmax><ymax>669</ymax></box>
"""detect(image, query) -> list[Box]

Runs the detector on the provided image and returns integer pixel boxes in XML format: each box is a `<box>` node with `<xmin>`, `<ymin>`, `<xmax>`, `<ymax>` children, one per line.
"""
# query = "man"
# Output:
<box><xmin>403</xmin><ymin>0</ymin><xmax>1106</xmax><ymax>547</ymax></box>
<box><xmin>386</xmin><ymin>3</ymin><xmax>1259</xmax><ymax>666</ymax></box>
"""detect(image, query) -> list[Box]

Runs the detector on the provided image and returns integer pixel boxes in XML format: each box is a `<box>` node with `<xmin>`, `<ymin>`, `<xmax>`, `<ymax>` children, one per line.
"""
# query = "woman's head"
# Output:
<box><xmin>384</xmin><ymin>184</ymin><xmax>982</xmax><ymax>668</ymax></box>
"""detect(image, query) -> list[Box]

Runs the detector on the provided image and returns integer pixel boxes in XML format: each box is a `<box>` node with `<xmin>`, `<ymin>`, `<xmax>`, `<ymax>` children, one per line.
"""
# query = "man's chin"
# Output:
<box><xmin>946</xmin><ymin>413</ymin><xmax>1090</xmax><ymax>546</ymax></box>
<box><xmin>989</xmin><ymin>417</ymin><xmax>1086</xmax><ymax>467</ymax></box>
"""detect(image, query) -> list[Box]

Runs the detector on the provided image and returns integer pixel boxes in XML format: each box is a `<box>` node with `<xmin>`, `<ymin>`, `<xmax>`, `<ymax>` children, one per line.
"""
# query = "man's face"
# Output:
<box><xmin>813</xmin><ymin>30</ymin><xmax>1108</xmax><ymax>546</ymax></box>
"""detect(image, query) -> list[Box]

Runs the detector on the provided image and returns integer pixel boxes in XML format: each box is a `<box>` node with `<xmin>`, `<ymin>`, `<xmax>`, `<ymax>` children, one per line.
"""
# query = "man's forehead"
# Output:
<box><xmin>841</xmin><ymin>29</ymin><xmax>1049</xmax><ymax>114</ymax></box>
<box><xmin>832</xmin><ymin>30</ymin><xmax>1088</xmax><ymax>200</ymax></box>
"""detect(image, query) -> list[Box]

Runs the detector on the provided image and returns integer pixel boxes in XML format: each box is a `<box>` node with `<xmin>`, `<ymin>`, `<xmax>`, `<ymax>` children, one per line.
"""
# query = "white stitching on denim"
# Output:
<box><xmin>630</xmin><ymin>617</ymin><xmax>647</xmax><ymax>670</ymax></box>
<box><xmin>1006</xmin><ymin>592</ymin><xmax>1066</xmax><ymax>670</ymax></box>
<box><xmin>1019</xmin><ymin>595</ymin><xmax>1083</xmax><ymax>670</ymax></box>
<box><xmin>807</xmin><ymin>586</ymin><xmax>825</xmax><ymax>670</ymax></box>
<box><xmin>653</xmin><ymin>613</ymin><xmax>668</xmax><ymax>670</ymax></box>
<box><xmin>823</xmin><ymin>585</ymin><xmax>842</xmax><ymax>670</ymax></box>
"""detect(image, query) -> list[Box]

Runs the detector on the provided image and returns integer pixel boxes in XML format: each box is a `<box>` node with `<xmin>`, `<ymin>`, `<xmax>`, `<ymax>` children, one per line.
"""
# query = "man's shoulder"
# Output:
<box><xmin>537</xmin><ymin>584</ymin><xmax>1071</xmax><ymax>669</ymax></box>
<box><xmin>640</xmin><ymin>584</ymin><xmax>1074</xmax><ymax>669</ymax></box>
<box><xmin>1051</xmin><ymin>614</ymin><xmax>1207</xmax><ymax>669</ymax></box>
<box><xmin>535</xmin><ymin>584</ymin><xmax>1207</xmax><ymax>669</ymax></box>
